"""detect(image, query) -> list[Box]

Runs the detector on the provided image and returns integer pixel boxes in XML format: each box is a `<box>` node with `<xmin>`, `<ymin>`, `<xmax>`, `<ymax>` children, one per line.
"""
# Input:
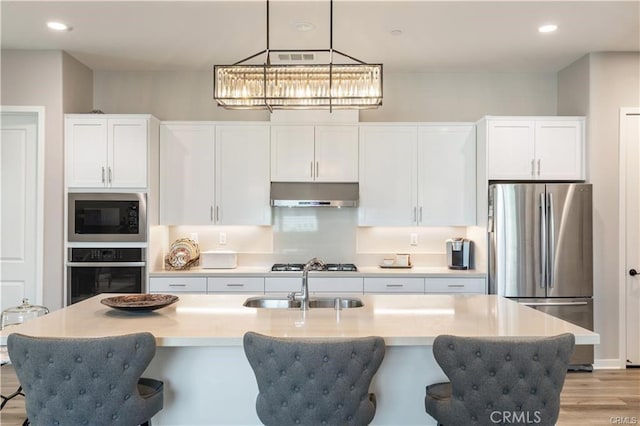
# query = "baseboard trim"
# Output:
<box><xmin>594</xmin><ymin>358</ymin><xmax>625</xmax><ymax>369</ymax></box>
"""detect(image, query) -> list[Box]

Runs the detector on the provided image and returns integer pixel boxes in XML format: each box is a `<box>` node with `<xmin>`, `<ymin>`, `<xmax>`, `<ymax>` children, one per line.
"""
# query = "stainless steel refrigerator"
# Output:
<box><xmin>488</xmin><ymin>183</ymin><xmax>593</xmax><ymax>368</ymax></box>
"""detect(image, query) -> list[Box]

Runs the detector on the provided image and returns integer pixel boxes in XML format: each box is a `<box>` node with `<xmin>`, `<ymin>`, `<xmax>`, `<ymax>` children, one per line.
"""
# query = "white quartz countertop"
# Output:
<box><xmin>149</xmin><ymin>266</ymin><xmax>486</xmax><ymax>278</ymax></box>
<box><xmin>1</xmin><ymin>294</ymin><xmax>598</xmax><ymax>347</ymax></box>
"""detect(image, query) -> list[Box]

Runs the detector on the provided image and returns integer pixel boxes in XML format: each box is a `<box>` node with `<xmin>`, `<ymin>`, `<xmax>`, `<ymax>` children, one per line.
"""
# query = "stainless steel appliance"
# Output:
<box><xmin>271</xmin><ymin>263</ymin><xmax>358</xmax><ymax>272</ymax></box>
<box><xmin>67</xmin><ymin>248</ymin><xmax>146</xmax><ymax>305</ymax></box>
<box><xmin>68</xmin><ymin>193</ymin><xmax>146</xmax><ymax>242</ymax></box>
<box><xmin>446</xmin><ymin>238</ymin><xmax>472</xmax><ymax>270</ymax></box>
<box><xmin>270</xmin><ymin>182</ymin><xmax>359</xmax><ymax>207</ymax></box>
<box><xmin>488</xmin><ymin>183</ymin><xmax>594</xmax><ymax>368</ymax></box>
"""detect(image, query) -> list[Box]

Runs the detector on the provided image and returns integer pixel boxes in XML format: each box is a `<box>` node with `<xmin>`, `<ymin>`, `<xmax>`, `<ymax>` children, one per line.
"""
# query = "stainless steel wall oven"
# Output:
<box><xmin>67</xmin><ymin>248</ymin><xmax>146</xmax><ymax>305</ymax></box>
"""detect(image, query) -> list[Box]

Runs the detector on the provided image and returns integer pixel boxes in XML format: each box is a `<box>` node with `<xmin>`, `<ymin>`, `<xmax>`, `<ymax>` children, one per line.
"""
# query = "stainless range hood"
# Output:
<box><xmin>270</xmin><ymin>182</ymin><xmax>359</xmax><ymax>207</ymax></box>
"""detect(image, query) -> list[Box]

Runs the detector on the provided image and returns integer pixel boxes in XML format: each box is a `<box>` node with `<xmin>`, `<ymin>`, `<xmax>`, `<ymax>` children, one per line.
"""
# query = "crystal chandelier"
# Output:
<box><xmin>213</xmin><ymin>0</ymin><xmax>383</xmax><ymax>111</ymax></box>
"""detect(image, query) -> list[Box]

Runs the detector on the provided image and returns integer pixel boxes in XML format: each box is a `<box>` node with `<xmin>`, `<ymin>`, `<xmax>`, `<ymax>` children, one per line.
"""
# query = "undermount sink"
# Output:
<box><xmin>243</xmin><ymin>296</ymin><xmax>363</xmax><ymax>309</ymax></box>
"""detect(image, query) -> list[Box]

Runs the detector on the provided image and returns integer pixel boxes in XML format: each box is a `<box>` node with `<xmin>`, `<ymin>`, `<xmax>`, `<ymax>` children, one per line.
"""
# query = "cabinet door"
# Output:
<box><xmin>270</xmin><ymin>125</ymin><xmax>315</xmax><ymax>181</ymax></box>
<box><xmin>487</xmin><ymin>120</ymin><xmax>535</xmax><ymax>180</ymax></box>
<box><xmin>215</xmin><ymin>125</ymin><xmax>271</xmax><ymax>225</ymax></box>
<box><xmin>418</xmin><ymin>125</ymin><xmax>476</xmax><ymax>225</ymax></box>
<box><xmin>359</xmin><ymin>126</ymin><xmax>418</xmax><ymax>226</ymax></box>
<box><xmin>160</xmin><ymin>124</ymin><xmax>215</xmax><ymax>225</ymax></box>
<box><xmin>314</xmin><ymin>125</ymin><xmax>359</xmax><ymax>182</ymax></box>
<box><xmin>534</xmin><ymin>120</ymin><xmax>583</xmax><ymax>180</ymax></box>
<box><xmin>66</xmin><ymin>118</ymin><xmax>108</xmax><ymax>188</ymax></box>
<box><xmin>108</xmin><ymin>118</ymin><xmax>148</xmax><ymax>188</ymax></box>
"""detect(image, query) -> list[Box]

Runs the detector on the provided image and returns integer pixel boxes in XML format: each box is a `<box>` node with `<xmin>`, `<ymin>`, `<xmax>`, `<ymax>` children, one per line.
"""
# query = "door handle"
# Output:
<box><xmin>108</xmin><ymin>167</ymin><xmax>112</xmax><ymax>184</ymax></box>
<box><xmin>630</xmin><ymin>269</ymin><xmax>639</xmax><ymax>277</ymax></box>
<box><xmin>539</xmin><ymin>193</ymin><xmax>547</xmax><ymax>289</ymax></box>
<box><xmin>521</xmin><ymin>301</ymin><xmax>588</xmax><ymax>307</ymax></box>
<box><xmin>547</xmin><ymin>192</ymin><xmax>555</xmax><ymax>288</ymax></box>
<box><xmin>101</xmin><ymin>166</ymin><xmax>106</xmax><ymax>184</ymax></box>
<box><xmin>537</xmin><ymin>159</ymin><xmax>541</xmax><ymax>176</ymax></box>
<box><xmin>316</xmin><ymin>161</ymin><xmax>319</xmax><ymax>179</ymax></box>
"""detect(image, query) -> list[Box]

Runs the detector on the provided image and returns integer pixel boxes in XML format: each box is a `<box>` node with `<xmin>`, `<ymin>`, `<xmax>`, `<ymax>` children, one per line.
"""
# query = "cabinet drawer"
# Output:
<box><xmin>424</xmin><ymin>277</ymin><xmax>486</xmax><ymax>294</ymax></box>
<box><xmin>364</xmin><ymin>278</ymin><xmax>425</xmax><ymax>294</ymax></box>
<box><xmin>207</xmin><ymin>277</ymin><xmax>264</xmax><ymax>293</ymax></box>
<box><xmin>265</xmin><ymin>277</ymin><xmax>300</xmax><ymax>293</ymax></box>
<box><xmin>149</xmin><ymin>277</ymin><xmax>207</xmax><ymax>293</ymax></box>
<box><xmin>309</xmin><ymin>277</ymin><xmax>363</xmax><ymax>293</ymax></box>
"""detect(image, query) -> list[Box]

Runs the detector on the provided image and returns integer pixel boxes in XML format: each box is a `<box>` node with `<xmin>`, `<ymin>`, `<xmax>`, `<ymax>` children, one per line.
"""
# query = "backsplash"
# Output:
<box><xmin>152</xmin><ymin>208</ymin><xmax>481</xmax><ymax>270</ymax></box>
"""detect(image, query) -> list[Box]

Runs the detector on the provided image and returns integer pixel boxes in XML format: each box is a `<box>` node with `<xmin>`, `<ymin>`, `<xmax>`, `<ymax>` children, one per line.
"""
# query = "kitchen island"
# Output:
<box><xmin>2</xmin><ymin>294</ymin><xmax>599</xmax><ymax>425</ymax></box>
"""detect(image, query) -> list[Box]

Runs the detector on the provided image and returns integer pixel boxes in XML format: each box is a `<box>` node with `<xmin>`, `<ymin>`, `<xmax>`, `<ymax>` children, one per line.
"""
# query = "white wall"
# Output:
<box><xmin>94</xmin><ymin>70</ymin><xmax>557</xmax><ymax>121</ymax></box>
<box><xmin>0</xmin><ymin>50</ymin><xmax>92</xmax><ymax>311</ymax></box>
<box><xmin>558</xmin><ymin>52</ymin><xmax>640</xmax><ymax>363</ymax></box>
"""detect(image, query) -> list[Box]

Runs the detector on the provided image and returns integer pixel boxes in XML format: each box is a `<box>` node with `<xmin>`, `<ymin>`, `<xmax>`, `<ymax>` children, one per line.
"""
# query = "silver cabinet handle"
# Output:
<box><xmin>226</xmin><ymin>284</ymin><xmax>244</xmax><ymax>287</ymax></box>
<box><xmin>419</xmin><ymin>206</ymin><xmax>423</xmax><ymax>222</ymax></box>
<box><xmin>316</xmin><ymin>161</ymin><xmax>319</xmax><ymax>178</ymax></box>
<box><xmin>537</xmin><ymin>159</ymin><xmax>541</xmax><ymax>176</ymax></box>
<box><xmin>101</xmin><ymin>167</ymin><xmax>106</xmax><ymax>184</ymax></box>
<box><xmin>521</xmin><ymin>301</ymin><xmax>588</xmax><ymax>307</ymax></box>
<box><xmin>67</xmin><ymin>262</ymin><xmax>146</xmax><ymax>267</ymax></box>
<box><xmin>310</xmin><ymin>162</ymin><xmax>314</xmax><ymax>178</ymax></box>
<box><xmin>531</xmin><ymin>159</ymin><xmax>535</xmax><ymax>177</ymax></box>
<box><xmin>108</xmin><ymin>167</ymin><xmax>112</xmax><ymax>184</ymax></box>
<box><xmin>547</xmin><ymin>192</ymin><xmax>555</xmax><ymax>288</ymax></box>
<box><xmin>385</xmin><ymin>284</ymin><xmax>404</xmax><ymax>288</ymax></box>
<box><xmin>169</xmin><ymin>284</ymin><xmax>187</xmax><ymax>287</ymax></box>
<box><xmin>447</xmin><ymin>284</ymin><xmax>465</xmax><ymax>288</ymax></box>
<box><xmin>215</xmin><ymin>206</ymin><xmax>220</xmax><ymax>223</ymax></box>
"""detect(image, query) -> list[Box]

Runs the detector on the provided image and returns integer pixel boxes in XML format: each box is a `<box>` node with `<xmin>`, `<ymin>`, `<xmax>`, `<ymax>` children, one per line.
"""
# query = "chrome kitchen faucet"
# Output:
<box><xmin>288</xmin><ymin>258</ymin><xmax>325</xmax><ymax>310</ymax></box>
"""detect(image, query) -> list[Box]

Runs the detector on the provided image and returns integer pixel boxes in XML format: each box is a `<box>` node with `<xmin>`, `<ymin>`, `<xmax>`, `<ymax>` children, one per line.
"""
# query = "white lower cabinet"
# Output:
<box><xmin>149</xmin><ymin>277</ymin><xmax>207</xmax><ymax>294</ymax></box>
<box><xmin>364</xmin><ymin>277</ymin><xmax>425</xmax><ymax>294</ymax></box>
<box><xmin>265</xmin><ymin>277</ymin><xmax>364</xmax><ymax>294</ymax></box>
<box><xmin>424</xmin><ymin>277</ymin><xmax>486</xmax><ymax>294</ymax></box>
<box><xmin>207</xmin><ymin>277</ymin><xmax>264</xmax><ymax>293</ymax></box>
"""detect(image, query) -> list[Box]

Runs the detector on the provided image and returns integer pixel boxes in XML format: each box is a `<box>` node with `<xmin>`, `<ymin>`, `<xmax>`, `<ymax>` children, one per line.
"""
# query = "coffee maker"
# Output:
<box><xmin>446</xmin><ymin>238</ymin><xmax>472</xmax><ymax>270</ymax></box>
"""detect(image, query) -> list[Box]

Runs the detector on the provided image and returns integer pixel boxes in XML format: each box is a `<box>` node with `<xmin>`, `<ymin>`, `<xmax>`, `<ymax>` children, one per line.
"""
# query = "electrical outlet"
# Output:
<box><xmin>410</xmin><ymin>233</ymin><xmax>418</xmax><ymax>246</ymax></box>
<box><xmin>219</xmin><ymin>232</ymin><xmax>227</xmax><ymax>245</ymax></box>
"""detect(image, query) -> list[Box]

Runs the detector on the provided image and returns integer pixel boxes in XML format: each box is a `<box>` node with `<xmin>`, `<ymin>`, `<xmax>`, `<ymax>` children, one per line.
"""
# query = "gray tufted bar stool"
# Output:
<box><xmin>425</xmin><ymin>333</ymin><xmax>575</xmax><ymax>426</ymax></box>
<box><xmin>7</xmin><ymin>332</ymin><xmax>163</xmax><ymax>426</ymax></box>
<box><xmin>243</xmin><ymin>331</ymin><xmax>386</xmax><ymax>426</ymax></box>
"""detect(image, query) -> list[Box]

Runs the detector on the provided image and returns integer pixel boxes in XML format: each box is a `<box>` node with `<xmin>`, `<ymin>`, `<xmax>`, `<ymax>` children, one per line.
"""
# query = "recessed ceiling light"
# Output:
<box><xmin>294</xmin><ymin>22</ymin><xmax>315</xmax><ymax>32</ymax></box>
<box><xmin>538</xmin><ymin>24</ymin><xmax>558</xmax><ymax>33</ymax></box>
<box><xmin>47</xmin><ymin>21</ymin><xmax>71</xmax><ymax>31</ymax></box>
<box><xmin>390</xmin><ymin>29</ymin><xmax>404</xmax><ymax>36</ymax></box>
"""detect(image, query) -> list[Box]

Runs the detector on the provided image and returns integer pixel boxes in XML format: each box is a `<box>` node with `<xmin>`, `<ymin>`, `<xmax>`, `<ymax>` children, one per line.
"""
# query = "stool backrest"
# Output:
<box><xmin>432</xmin><ymin>333</ymin><xmax>575</xmax><ymax>425</ymax></box>
<box><xmin>243</xmin><ymin>331</ymin><xmax>386</xmax><ymax>426</ymax></box>
<box><xmin>8</xmin><ymin>332</ymin><xmax>157</xmax><ymax>426</ymax></box>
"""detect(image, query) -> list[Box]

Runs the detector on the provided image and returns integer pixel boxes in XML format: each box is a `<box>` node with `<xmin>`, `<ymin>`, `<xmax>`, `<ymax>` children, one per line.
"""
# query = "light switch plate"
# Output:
<box><xmin>219</xmin><ymin>232</ymin><xmax>227</xmax><ymax>245</ymax></box>
<box><xmin>410</xmin><ymin>233</ymin><xmax>418</xmax><ymax>246</ymax></box>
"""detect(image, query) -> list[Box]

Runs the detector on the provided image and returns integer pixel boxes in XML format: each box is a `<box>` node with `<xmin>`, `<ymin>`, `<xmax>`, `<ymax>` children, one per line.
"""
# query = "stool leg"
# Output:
<box><xmin>0</xmin><ymin>385</ymin><xmax>24</xmax><ymax>410</ymax></box>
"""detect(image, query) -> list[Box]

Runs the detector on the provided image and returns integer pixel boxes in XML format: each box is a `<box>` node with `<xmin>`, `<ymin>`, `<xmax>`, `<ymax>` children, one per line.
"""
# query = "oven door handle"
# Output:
<box><xmin>67</xmin><ymin>262</ymin><xmax>146</xmax><ymax>267</ymax></box>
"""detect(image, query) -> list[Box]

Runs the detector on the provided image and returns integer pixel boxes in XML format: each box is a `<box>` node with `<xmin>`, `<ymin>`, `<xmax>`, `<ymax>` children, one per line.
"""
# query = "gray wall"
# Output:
<box><xmin>558</xmin><ymin>52</ymin><xmax>640</xmax><ymax>363</ymax></box>
<box><xmin>94</xmin><ymin>70</ymin><xmax>557</xmax><ymax>121</ymax></box>
<box><xmin>63</xmin><ymin>51</ymin><xmax>94</xmax><ymax>114</ymax></box>
<box><xmin>1</xmin><ymin>50</ymin><xmax>92</xmax><ymax>311</ymax></box>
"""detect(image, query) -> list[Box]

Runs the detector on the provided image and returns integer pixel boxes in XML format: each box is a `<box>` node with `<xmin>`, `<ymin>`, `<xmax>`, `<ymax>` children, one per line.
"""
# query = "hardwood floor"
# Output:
<box><xmin>1</xmin><ymin>365</ymin><xmax>639</xmax><ymax>425</ymax></box>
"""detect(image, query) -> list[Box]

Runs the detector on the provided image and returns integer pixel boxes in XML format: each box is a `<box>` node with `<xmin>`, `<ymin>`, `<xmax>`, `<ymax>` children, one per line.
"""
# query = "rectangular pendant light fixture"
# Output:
<box><xmin>213</xmin><ymin>0</ymin><xmax>383</xmax><ymax>111</ymax></box>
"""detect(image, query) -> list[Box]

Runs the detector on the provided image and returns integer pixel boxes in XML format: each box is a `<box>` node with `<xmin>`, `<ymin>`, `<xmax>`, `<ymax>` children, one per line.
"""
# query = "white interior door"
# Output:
<box><xmin>623</xmin><ymin>108</ymin><xmax>640</xmax><ymax>365</ymax></box>
<box><xmin>1</xmin><ymin>109</ymin><xmax>43</xmax><ymax>312</ymax></box>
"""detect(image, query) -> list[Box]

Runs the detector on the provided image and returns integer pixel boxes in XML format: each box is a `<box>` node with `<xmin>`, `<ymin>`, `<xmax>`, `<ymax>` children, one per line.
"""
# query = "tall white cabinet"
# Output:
<box><xmin>159</xmin><ymin>122</ymin><xmax>270</xmax><ymax>226</ymax></box>
<box><xmin>270</xmin><ymin>125</ymin><xmax>358</xmax><ymax>182</ymax></box>
<box><xmin>359</xmin><ymin>123</ymin><xmax>476</xmax><ymax>226</ymax></box>
<box><xmin>66</xmin><ymin>115</ymin><xmax>155</xmax><ymax>189</ymax></box>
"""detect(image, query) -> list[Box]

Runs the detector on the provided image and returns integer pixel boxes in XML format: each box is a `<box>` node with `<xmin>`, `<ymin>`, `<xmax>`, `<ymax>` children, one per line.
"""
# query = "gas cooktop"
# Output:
<box><xmin>271</xmin><ymin>263</ymin><xmax>358</xmax><ymax>272</ymax></box>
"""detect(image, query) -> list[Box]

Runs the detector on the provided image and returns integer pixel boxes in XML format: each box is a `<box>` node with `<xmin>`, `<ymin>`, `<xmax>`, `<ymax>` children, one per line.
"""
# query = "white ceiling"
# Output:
<box><xmin>1</xmin><ymin>1</ymin><xmax>638</xmax><ymax>73</ymax></box>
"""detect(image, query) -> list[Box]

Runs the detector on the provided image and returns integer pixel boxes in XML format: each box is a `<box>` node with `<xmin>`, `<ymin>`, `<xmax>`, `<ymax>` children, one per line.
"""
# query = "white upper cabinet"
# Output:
<box><xmin>270</xmin><ymin>124</ymin><xmax>358</xmax><ymax>182</ymax></box>
<box><xmin>485</xmin><ymin>117</ymin><xmax>584</xmax><ymax>180</ymax></box>
<box><xmin>160</xmin><ymin>122</ymin><xmax>271</xmax><ymax>226</ymax></box>
<box><xmin>359</xmin><ymin>124</ymin><xmax>476</xmax><ymax>226</ymax></box>
<box><xmin>160</xmin><ymin>123</ymin><xmax>215</xmax><ymax>225</ymax></box>
<box><xmin>215</xmin><ymin>124</ymin><xmax>271</xmax><ymax>225</ymax></box>
<box><xmin>359</xmin><ymin>125</ymin><xmax>418</xmax><ymax>226</ymax></box>
<box><xmin>66</xmin><ymin>116</ymin><xmax>151</xmax><ymax>189</ymax></box>
<box><xmin>418</xmin><ymin>125</ymin><xmax>476</xmax><ymax>225</ymax></box>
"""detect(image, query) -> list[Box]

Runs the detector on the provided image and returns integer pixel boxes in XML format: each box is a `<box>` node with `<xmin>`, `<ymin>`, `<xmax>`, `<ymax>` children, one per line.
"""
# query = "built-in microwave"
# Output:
<box><xmin>68</xmin><ymin>193</ymin><xmax>147</xmax><ymax>242</ymax></box>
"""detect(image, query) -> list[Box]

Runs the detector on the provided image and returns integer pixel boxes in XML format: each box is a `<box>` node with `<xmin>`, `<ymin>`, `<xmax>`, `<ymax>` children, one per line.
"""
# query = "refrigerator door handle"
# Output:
<box><xmin>539</xmin><ymin>192</ymin><xmax>547</xmax><ymax>289</ymax></box>
<box><xmin>547</xmin><ymin>192</ymin><xmax>555</xmax><ymax>288</ymax></box>
<box><xmin>520</xmin><ymin>301</ymin><xmax>589</xmax><ymax>307</ymax></box>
